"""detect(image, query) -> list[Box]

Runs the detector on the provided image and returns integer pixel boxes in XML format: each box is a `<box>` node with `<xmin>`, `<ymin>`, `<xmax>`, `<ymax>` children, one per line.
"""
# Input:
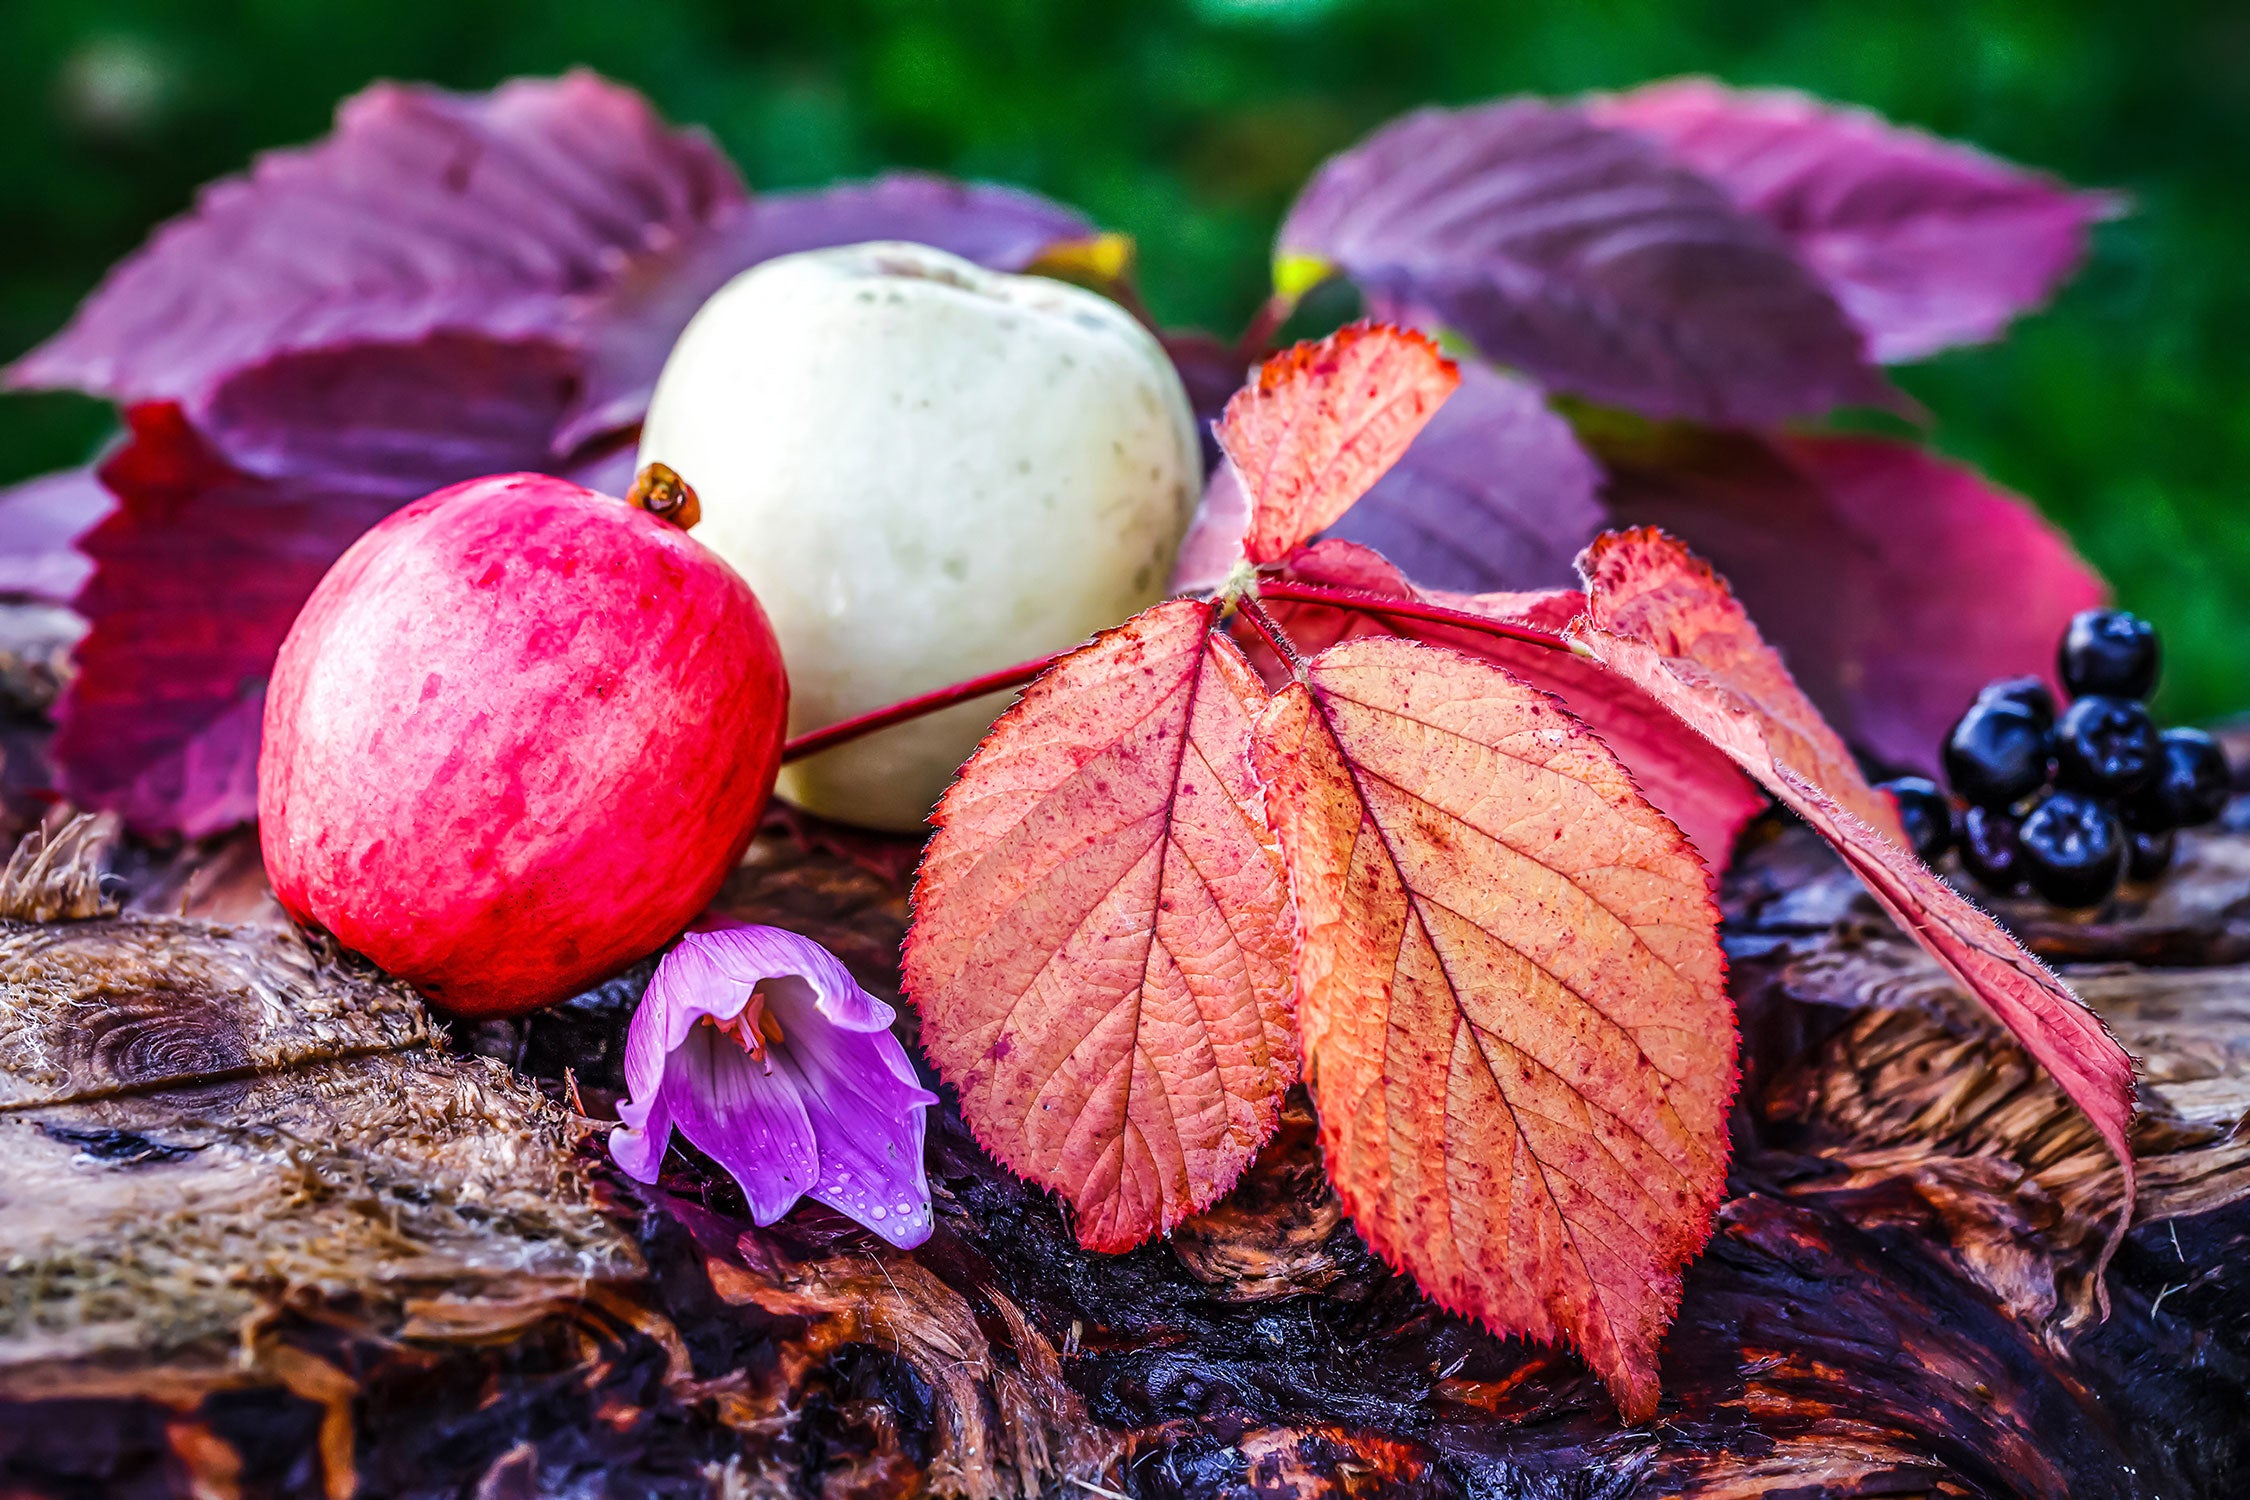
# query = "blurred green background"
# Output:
<box><xmin>3</xmin><ymin>0</ymin><xmax>2244</xmax><ymax>720</ymax></box>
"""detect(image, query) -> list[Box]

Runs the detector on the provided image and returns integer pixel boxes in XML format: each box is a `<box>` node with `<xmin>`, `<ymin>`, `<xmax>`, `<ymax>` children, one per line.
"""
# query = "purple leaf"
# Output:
<box><xmin>1321</xmin><ymin>361</ymin><xmax>1605</xmax><ymax>592</ymax></box>
<box><xmin>558</xmin><ymin>173</ymin><xmax>1099</xmax><ymax>449</ymax></box>
<box><xmin>1169</xmin><ymin>461</ymin><xmax>1252</xmax><ymax>595</ymax></box>
<box><xmin>8</xmin><ymin>71</ymin><xmax>743</xmax><ymax>415</ymax></box>
<box><xmin>58</xmin><ymin>336</ymin><xmax>575</xmax><ymax>836</ymax></box>
<box><xmin>1591</xmin><ymin>78</ymin><xmax>2122</xmax><ymax>363</ymax></box>
<box><xmin>1597</xmin><ymin>425</ymin><xmax>2108</xmax><ymax>776</ymax></box>
<box><xmin>611</xmin><ymin>919</ymin><xmax>938</xmax><ymax>1248</ymax></box>
<box><xmin>203</xmin><ymin>335</ymin><xmax>580</xmax><ymax>486</ymax></box>
<box><xmin>0</xmin><ymin>468</ymin><xmax>108</xmax><ymax>603</ymax></box>
<box><xmin>1170</xmin><ymin>361</ymin><xmax>1604</xmax><ymax>595</ymax></box>
<box><xmin>16</xmin><ymin>69</ymin><xmax>1105</xmax><ymax>835</ymax></box>
<box><xmin>1278</xmin><ymin>99</ymin><xmax>1894</xmax><ymax>424</ymax></box>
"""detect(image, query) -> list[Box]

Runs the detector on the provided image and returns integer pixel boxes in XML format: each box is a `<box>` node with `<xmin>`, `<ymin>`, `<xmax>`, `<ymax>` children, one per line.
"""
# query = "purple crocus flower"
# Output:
<box><xmin>609</xmin><ymin>918</ymin><xmax>938</xmax><ymax>1248</ymax></box>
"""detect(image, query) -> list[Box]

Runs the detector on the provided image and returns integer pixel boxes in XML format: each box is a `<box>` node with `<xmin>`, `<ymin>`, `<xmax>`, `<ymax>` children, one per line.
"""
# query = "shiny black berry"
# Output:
<box><xmin>2059</xmin><ymin>609</ymin><xmax>2159</xmax><ymax>700</ymax></box>
<box><xmin>2126</xmin><ymin>827</ymin><xmax>2176</xmax><ymax>884</ymax></box>
<box><xmin>2054</xmin><ymin>695</ymin><xmax>2161</xmax><ymax>796</ymax></box>
<box><xmin>1878</xmin><ymin>776</ymin><xmax>1953</xmax><ymax>862</ymax></box>
<box><xmin>1943</xmin><ymin>700</ymin><xmax>2053</xmax><ymax>808</ymax></box>
<box><xmin>1957</xmin><ymin>804</ymin><xmax>2029</xmax><ymax>895</ymax></box>
<box><xmin>1975</xmin><ymin>675</ymin><xmax>2057</xmax><ymax>731</ymax></box>
<box><xmin>2124</xmin><ymin>727</ymin><xmax>2232</xmax><ymax>830</ymax></box>
<box><xmin>2018</xmin><ymin>790</ymin><xmax>2125</xmax><ymax>909</ymax></box>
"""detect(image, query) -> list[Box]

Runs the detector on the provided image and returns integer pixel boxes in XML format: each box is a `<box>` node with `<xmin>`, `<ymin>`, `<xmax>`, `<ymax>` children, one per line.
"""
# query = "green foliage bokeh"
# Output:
<box><xmin>3</xmin><ymin>0</ymin><xmax>2244</xmax><ymax>720</ymax></box>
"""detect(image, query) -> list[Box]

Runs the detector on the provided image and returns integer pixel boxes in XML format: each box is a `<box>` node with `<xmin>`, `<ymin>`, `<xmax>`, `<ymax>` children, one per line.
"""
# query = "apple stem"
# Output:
<box><xmin>780</xmin><ymin>651</ymin><xmax>1064</xmax><ymax>764</ymax></box>
<box><xmin>1255</xmin><ymin>579</ymin><xmax>1574</xmax><ymax>653</ymax></box>
<box><xmin>1237</xmin><ymin>594</ymin><xmax>1307</xmax><ymax>677</ymax></box>
<box><xmin>627</xmin><ymin>463</ymin><xmax>703</xmax><ymax>529</ymax></box>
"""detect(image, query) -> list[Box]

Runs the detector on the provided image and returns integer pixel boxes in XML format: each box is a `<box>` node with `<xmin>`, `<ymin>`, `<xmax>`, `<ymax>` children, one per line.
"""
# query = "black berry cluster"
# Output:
<box><xmin>1876</xmin><ymin>609</ymin><xmax>2232</xmax><ymax>910</ymax></box>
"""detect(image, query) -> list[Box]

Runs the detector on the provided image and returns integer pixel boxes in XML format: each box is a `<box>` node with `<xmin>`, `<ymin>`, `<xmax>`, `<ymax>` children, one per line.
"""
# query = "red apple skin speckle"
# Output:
<box><xmin>259</xmin><ymin>472</ymin><xmax>787</xmax><ymax>1018</ymax></box>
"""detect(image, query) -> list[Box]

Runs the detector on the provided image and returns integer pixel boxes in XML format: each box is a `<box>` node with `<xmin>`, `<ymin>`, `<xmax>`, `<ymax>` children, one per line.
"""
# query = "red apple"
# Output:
<box><xmin>259</xmin><ymin>471</ymin><xmax>787</xmax><ymax>1017</ymax></box>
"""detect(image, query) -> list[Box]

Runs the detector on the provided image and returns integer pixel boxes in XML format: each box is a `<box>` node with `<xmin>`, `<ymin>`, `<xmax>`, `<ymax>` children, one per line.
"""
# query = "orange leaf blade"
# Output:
<box><xmin>1572</xmin><ymin>527</ymin><xmax>2138</xmax><ymax>1220</ymax></box>
<box><xmin>1218</xmin><ymin>323</ymin><xmax>1461</xmax><ymax>566</ymax></box>
<box><xmin>904</xmin><ymin>598</ymin><xmax>1296</xmax><ymax>1252</ymax></box>
<box><xmin>1573</xmin><ymin>527</ymin><xmax>1903</xmax><ymax>842</ymax></box>
<box><xmin>1258</xmin><ymin>539</ymin><xmax>1767</xmax><ymax>869</ymax></box>
<box><xmin>1251</xmin><ymin>636</ymin><xmax>1736</xmax><ymax>1421</ymax></box>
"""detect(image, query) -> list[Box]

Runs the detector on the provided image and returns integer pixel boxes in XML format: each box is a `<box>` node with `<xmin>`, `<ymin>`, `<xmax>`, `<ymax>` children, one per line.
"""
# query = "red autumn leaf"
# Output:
<box><xmin>903</xmin><ymin>598</ymin><xmax>1296</xmax><ymax>1252</ymax></box>
<box><xmin>1571</xmin><ymin>528</ymin><xmax>2137</xmax><ymax>1229</ymax></box>
<box><xmin>1249</xmin><ymin>636</ymin><xmax>1735</xmax><ymax>1421</ymax></box>
<box><xmin>1569</xmin><ymin>528</ymin><xmax>1903</xmax><ymax>846</ymax></box>
<box><xmin>1255</xmin><ymin>540</ymin><xmax>1765</xmax><ymax>870</ymax></box>
<box><xmin>1215</xmin><ymin>323</ymin><xmax>1459</xmax><ymax>567</ymax></box>
<box><xmin>1598</xmin><ymin>425</ymin><xmax>2106</xmax><ymax>780</ymax></box>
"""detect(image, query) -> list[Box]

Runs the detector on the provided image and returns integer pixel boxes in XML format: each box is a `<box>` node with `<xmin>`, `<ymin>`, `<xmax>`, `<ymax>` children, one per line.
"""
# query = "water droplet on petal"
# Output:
<box><xmin>870</xmin><ymin>1206</ymin><xmax>887</xmax><ymax>1220</ymax></box>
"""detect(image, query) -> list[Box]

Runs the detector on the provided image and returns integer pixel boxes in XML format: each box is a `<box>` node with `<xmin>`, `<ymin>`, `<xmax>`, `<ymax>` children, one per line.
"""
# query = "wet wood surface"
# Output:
<box><xmin>1</xmin><ymin>758</ymin><xmax>2248</xmax><ymax>1495</ymax></box>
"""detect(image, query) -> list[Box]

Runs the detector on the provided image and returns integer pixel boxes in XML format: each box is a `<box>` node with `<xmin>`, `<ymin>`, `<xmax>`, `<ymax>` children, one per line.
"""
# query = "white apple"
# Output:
<box><xmin>637</xmin><ymin>241</ymin><xmax>1202</xmax><ymax>831</ymax></box>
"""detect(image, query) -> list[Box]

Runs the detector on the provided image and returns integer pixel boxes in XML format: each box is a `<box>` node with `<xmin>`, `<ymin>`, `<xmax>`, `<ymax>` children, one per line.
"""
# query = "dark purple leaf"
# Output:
<box><xmin>1591</xmin><ymin>78</ymin><xmax>2122</xmax><ymax>363</ymax></box>
<box><xmin>8</xmin><ymin>71</ymin><xmax>743</xmax><ymax>416</ymax></box>
<box><xmin>14</xmin><ymin>69</ymin><xmax>1108</xmax><ymax>835</ymax></box>
<box><xmin>0</xmin><ymin>468</ymin><xmax>107</xmax><ymax>603</ymax></box>
<box><xmin>58</xmin><ymin>337</ymin><xmax>576</xmax><ymax>835</ymax></box>
<box><xmin>1321</xmin><ymin>361</ymin><xmax>1603</xmax><ymax>592</ymax></box>
<box><xmin>1597</xmin><ymin>425</ymin><xmax>2108</xmax><ymax>777</ymax></box>
<box><xmin>1277</xmin><ymin>99</ymin><xmax>1893</xmax><ymax>424</ymax></box>
<box><xmin>557</xmin><ymin>173</ymin><xmax>1100</xmax><ymax>449</ymax></box>
<box><xmin>1160</xmin><ymin>330</ymin><xmax>1252</xmax><ymax>437</ymax></box>
<box><xmin>203</xmin><ymin>335</ymin><xmax>579</xmax><ymax>486</ymax></box>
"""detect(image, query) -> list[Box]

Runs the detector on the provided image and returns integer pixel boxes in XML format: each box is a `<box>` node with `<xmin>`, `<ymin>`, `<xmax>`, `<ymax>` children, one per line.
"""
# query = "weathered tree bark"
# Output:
<box><xmin>3</xmin><ymin>767</ymin><xmax>2249</xmax><ymax>1495</ymax></box>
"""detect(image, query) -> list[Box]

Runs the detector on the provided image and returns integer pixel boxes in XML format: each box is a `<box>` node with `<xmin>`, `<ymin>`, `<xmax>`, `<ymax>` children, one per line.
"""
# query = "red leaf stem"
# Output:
<box><xmin>1236</xmin><ymin>593</ymin><xmax>1307</xmax><ymax>675</ymax></box>
<box><xmin>780</xmin><ymin>651</ymin><xmax>1063</xmax><ymax>765</ymax></box>
<box><xmin>1258</xmin><ymin>578</ymin><xmax>1576</xmax><ymax>655</ymax></box>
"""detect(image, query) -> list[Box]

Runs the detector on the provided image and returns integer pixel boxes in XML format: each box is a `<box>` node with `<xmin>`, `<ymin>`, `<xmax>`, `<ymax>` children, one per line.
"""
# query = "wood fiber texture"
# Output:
<box><xmin>2</xmin><ymin>785</ymin><xmax>2248</xmax><ymax>1495</ymax></box>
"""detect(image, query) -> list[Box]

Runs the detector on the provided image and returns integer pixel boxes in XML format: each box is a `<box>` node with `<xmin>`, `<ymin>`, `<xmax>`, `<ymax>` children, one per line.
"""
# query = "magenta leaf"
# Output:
<box><xmin>1592</xmin><ymin>78</ymin><xmax>2122</xmax><ymax>363</ymax></box>
<box><xmin>611</xmin><ymin>918</ymin><xmax>938</xmax><ymax>1249</ymax></box>
<box><xmin>59</xmin><ymin>337</ymin><xmax>577</xmax><ymax>835</ymax></box>
<box><xmin>0</xmin><ymin>467</ymin><xmax>107</xmax><ymax>604</ymax></box>
<box><xmin>61</xmin><ymin>406</ymin><xmax>396</xmax><ymax>836</ymax></box>
<box><xmin>1321</xmin><ymin>361</ymin><xmax>1605</xmax><ymax>592</ymax></box>
<box><xmin>1278</xmin><ymin>99</ymin><xmax>1893</xmax><ymax>424</ymax></box>
<box><xmin>1598</xmin><ymin>426</ymin><xmax>2107</xmax><ymax>778</ymax></box>
<box><xmin>558</xmin><ymin>173</ymin><xmax>1099</xmax><ymax>449</ymax></box>
<box><xmin>7</xmin><ymin>71</ymin><xmax>742</xmax><ymax>416</ymax></box>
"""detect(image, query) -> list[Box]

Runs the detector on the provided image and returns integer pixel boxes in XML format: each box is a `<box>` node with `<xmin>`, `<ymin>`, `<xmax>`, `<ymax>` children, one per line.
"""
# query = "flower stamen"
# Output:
<box><xmin>706</xmin><ymin>995</ymin><xmax>786</xmax><ymax>1069</ymax></box>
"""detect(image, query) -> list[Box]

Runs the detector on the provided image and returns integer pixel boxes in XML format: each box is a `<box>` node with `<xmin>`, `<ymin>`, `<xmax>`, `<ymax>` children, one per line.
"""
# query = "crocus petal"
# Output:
<box><xmin>688</xmin><ymin>918</ymin><xmax>897</xmax><ymax>1032</ymax></box>
<box><xmin>760</xmin><ymin>974</ymin><xmax>938</xmax><ymax>1248</ymax></box>
<box><xmin>664</xmin><ymin>1024</ymin><xmax>822</xmax><ymax>1225</ymax></box>
<box><xmin>608</xmin><ymin>919</ymin><xmax>938</xmax><ymax>1247</ymax></box>
<box><xmin>608</xmin><ymin>947</ymin><xmax>822</xmax><ymax>1224</ymax></box>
